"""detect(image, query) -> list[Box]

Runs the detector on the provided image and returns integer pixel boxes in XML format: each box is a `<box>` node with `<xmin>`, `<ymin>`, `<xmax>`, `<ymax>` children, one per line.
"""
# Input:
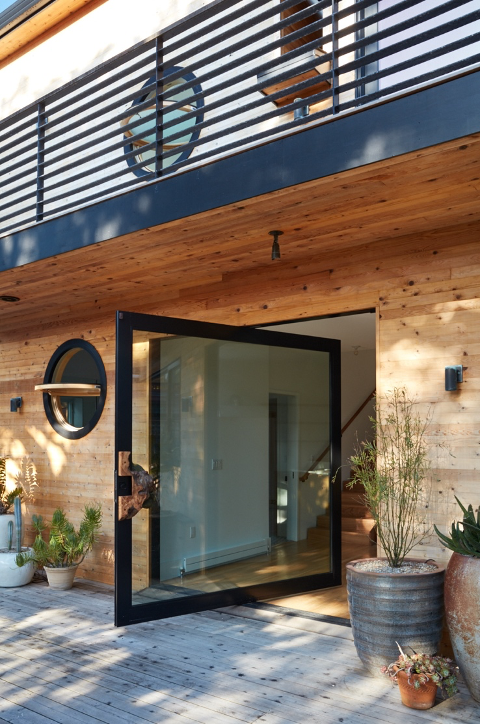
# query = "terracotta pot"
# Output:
<box><xmin>44</xmin><ymin>564</ymin><xmax>78</xmax><ymax>590</ymax></box>
<box><xmin>444</xmin><ymin>552</ymin><xmax>480</xmax><ymax>702</ymax></box>
<box><xmin>396</xmin><ymin>670</ymin><xmax>437</xmax><ymax>709</ymax></box>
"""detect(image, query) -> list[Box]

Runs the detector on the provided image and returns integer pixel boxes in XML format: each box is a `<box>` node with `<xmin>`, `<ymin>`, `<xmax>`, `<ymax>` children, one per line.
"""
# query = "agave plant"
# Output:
<box><xmin>434</xmin><ymin>497</ymin><xmax>480</xmax><ymax>558</ymax></box>
<box><xmin>16</xmin><ymin>505</ymin><xmax>102</xmax><ymax>569</ymax></box>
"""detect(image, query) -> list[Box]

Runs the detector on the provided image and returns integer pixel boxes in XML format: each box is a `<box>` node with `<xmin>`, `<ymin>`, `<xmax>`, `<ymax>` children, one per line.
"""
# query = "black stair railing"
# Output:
<box><xmin>0</xmin><ymin>0</ymin><xmax>479</xmax><ymax>237</ymax></box>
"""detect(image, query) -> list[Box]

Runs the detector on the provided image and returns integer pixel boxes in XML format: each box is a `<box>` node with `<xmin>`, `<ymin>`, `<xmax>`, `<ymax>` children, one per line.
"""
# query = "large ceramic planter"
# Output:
<box><xmin>346</xmin><ymin>558</ymin><xmax>445</xmax><ymax>677</ymax></box>
<box><xmin>45</xmin><ymin>564</ymin><xmax>78</xmax><ymax>590</ymax></box>
<box><xmin>0</xmin><ymin>548</ymin><xmax>34</xmax><ymax>587</ymax></box>
<box><xmin>444</xmin><ymin>552</ymin><xmax>480</xmax><ymax>702</ymax></box>
<box><xmin>0</xmin><ymin>514</ymin><xmax>15</xmax><ymax>548</ymax></box>
<box><xmin>396</xmin><ymin>670</ymin><xmax>437</xmax><ymax>710</ymax></box>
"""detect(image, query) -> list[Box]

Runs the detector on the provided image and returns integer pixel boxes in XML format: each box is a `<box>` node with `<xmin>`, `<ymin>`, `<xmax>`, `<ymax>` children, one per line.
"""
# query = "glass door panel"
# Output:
<box><xmin>115</xmin><ymin>313</ymin><xmax>341</xmax><ymax>625</ymax></box>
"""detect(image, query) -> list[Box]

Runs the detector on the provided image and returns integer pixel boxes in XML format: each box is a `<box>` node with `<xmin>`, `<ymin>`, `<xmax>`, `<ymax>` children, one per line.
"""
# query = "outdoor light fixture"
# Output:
<box><xmin>293</xmin><ymin>98</ymin><xmax>309</xmax><ymax>120</ymax></box>
<box><xmin>269</xmin><ymin>230</ymin><xmax>283</xmax><ymax>260</ymax></box>
<box><xmin>445</xmin><ymin>365</ymin><xmax>463</xmax><ymax>391</ymax></box>
<box><xmin>10</xmin><ymin>397</ymin><xmax>22</xmax><ymax>412</ymax></box>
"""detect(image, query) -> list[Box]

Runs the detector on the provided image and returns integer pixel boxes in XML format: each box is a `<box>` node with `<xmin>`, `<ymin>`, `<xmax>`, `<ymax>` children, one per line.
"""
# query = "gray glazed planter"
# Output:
<box><xmin>346</xmin><ymin>558</ymin><xmax>445</xmax><ymax>677</ymax></box>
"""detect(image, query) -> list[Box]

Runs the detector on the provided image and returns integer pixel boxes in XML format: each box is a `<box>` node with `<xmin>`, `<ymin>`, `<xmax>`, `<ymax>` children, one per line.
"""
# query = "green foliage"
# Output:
<box><xmin>434</xmin><ymin>497</ymin><xmax>480</xmax><ymax>558</ymax></box>
<box><xmin>348</xmin><ymin>388</ymin><xmax>432</xmax><ymax>568</ymax></box>
<box><xmin>0</xmin><ymin>455</ymin><xmax>24</xmax><ymax>515</ymax></box>
<box><xmin>381</xmin><ymin>644</ymin><xmax>458</xmax><ymax>699</ymax></box>
<box><xmin>16</xmin><ymin>505</ymin><xmax>102</xmax><ymax>569</ymax></box>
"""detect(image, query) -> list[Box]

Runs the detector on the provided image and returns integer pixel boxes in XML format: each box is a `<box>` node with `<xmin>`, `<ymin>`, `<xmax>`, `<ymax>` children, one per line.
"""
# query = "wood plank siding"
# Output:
<box><xmin>1</xmin><ymin>131</ymin><xmax>480</xmax><ymax>585</ymax></box>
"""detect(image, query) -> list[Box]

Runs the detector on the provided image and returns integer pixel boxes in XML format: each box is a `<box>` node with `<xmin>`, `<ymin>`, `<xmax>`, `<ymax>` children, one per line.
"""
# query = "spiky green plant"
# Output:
<box><xmin>434</xmin><ymin>497</ymin><xmax>480</xmax><ymax>558</ymax></box>
<box><xmin>0</xmin><ymin>456</ymin><xmax>24</xmax><ymax>515</ymax></box>
<box><xmin>16</xmin><ymin>504</ymin><xmax>102</xmax><ymax>569</ymax></box>
<box><xmin>348</xmin><ymin>388</ymin><xmax>432</xmax><ymax>568</ymax></box>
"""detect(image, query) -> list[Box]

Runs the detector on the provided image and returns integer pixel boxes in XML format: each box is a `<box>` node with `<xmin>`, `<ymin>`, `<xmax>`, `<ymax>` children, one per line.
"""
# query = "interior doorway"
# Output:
<box><xmin>261</xmin><ymin>310</ymin><xmax>377</xmax><ymax>619</ymax></box>
<box><xmin>269</xmin><ymin>393</ymin><xmax>298</xmax><ymax>542</ymax></box>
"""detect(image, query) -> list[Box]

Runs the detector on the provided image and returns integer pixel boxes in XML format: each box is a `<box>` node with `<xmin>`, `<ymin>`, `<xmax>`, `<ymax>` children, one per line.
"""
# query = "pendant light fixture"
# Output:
<box><xmin>269</xmin><ymin>230</ymin><xmax>283</xmax><ymax>260</ymax></box>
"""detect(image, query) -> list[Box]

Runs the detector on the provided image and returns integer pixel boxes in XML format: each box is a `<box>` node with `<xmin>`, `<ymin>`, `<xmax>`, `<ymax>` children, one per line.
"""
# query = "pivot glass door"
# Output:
<box><xmin>115</xmin><ymin>312</ymin><xmax>341</xmax><ymax>625</ymax></box>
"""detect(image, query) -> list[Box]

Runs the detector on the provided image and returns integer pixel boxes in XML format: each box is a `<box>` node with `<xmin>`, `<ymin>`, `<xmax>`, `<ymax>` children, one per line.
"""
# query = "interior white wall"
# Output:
<box><xmin>205</xmin><ymin>341</ymin><xmax>270</xmax><ymax>555</ymax></box>
<box><xmin>340</xmin><ymin>349</ymin><xmax>376</xmax><ymax>483</ymax></box>
<box><xmin>269</xmin><ymin>346</ymin><xmax>330</xmax><ymax>540</ymax></box>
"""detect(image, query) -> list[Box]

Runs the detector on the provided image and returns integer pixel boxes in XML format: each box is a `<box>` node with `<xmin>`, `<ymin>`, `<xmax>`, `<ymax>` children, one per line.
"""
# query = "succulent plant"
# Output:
<box><xmin>16</xmin><ymin>504</ymin><xmax>102</xmax><ymax>569</ymax></box>
<box><xmin>434</xmin><ymin>496</ymin><xmax>480</xmax><ymax>558</ymax></box>
<box><xmin>7</xmin><ymin>520</ymin><xmax>13</xmax><ymax>551</ymax></box>
<box><xmin>381</xmin><ymin>643</ymin><xmax>458</xmax><ymax>698</ymax></box>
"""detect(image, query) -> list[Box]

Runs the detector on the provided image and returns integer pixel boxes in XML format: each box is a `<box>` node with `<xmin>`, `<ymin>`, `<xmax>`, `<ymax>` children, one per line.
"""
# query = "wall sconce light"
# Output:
<box><xmin>10</xmin><ymin>397</ymin><xmax>22</xmax><ymax>412</ymax></box>
<box><xmin>293</xmin><ymin>98</ymin><xmax>309</xmax><ymax>120</ymax></box>
<box><xmin>445</xmin><ymin>366</ymin><xmax>463</xmax><ymax>391</ymax></box>
<box><xmin>269</xmin><ymin>230</ymin><xmax>283</xmax><ymax>260</ymax></box>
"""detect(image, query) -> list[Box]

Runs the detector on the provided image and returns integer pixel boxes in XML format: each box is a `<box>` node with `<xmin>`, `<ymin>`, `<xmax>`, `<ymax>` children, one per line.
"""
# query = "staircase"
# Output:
<box><xmin>307</xmin><ymin>480</ymin><xmax>376</xmax><ymax>545</ymax></box>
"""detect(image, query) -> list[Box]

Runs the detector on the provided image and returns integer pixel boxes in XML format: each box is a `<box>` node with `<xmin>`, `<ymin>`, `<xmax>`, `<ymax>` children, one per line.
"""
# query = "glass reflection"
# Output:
<box><xmin>131</xmin><ymin>333</ymin><xmax>331</xmax><ymax>605</ymax></box>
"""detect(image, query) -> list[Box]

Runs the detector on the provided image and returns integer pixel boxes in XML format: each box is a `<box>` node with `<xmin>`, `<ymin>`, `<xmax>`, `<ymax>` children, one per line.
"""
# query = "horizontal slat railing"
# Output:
<box><xmin>1</xmin><ymin>0</ymin><xmax>479</xmax><ymax>236</ymax></box>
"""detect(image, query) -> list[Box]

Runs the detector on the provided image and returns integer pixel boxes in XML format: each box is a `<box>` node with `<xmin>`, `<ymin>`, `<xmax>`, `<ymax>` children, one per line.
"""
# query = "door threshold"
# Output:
<box><xmin>219</xmin><ymin>600</ymin><xmax>351</xmax><ymax>627</ymax></box>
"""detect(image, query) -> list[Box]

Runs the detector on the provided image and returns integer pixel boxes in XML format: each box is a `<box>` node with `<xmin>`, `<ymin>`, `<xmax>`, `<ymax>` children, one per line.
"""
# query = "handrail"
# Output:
<box><xmin>1</xmin><ymin>1</ymin><xmax>479</xmax><ymax>237</ymax></box>
<box><xmin>299</xmin><ymin>389</ymin><xmax>375</xmax><ymax>483</ymax></box>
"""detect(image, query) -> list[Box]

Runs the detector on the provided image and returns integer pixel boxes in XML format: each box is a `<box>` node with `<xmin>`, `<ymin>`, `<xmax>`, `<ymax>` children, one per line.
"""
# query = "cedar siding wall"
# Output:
<box><xmin>0</xmin><ymin>324</ymin><xmax>115</xmax><ymax>584</ymax></box>
<box><xmin>1</xmin><ymin>219</ymin><xmax>480</xmax><ymax>583</ymax></box>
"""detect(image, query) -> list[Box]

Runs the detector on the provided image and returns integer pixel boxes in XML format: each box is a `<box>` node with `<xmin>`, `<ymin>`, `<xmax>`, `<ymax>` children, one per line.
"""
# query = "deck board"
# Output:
<box><xmin>0</xmin><ymin>580</ymin><xmax>478</xmax><ymax>723</ymax></box>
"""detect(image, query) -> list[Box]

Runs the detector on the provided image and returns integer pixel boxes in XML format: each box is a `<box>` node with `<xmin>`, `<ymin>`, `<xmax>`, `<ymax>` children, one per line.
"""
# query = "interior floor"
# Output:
<box><xmin>268</xmin><ymin>530</ymin><xmax>375</xmax><ymax>618</ymax></box>
<box><xmin>133</xmin><ymin>535</ymin><xmax>332</xmax><ymax>605</ymax></box>
<box><xmin>133</xmin><ymin>530</ymin><xmax>374</xmax><ymax>612</ymax></box>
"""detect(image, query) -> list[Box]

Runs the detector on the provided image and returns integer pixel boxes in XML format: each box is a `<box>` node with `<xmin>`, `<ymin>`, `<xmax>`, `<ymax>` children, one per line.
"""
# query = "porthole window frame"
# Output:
<box><xmin>41</xmin><ymin>339</ymin><xmax>107</xmax><ymax>440</ymax></box>
<box><xmin>123</xmin><ymin>66</ymin><xmax>204</xmax><ymax>178</ymax></box>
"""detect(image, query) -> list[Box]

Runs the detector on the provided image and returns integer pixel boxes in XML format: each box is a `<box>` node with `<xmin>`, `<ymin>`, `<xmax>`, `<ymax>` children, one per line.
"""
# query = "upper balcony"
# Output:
<box><xmin>1</xmin><ymin>0</ymin><xmax>479</xmax><ymax>241</ymax></box>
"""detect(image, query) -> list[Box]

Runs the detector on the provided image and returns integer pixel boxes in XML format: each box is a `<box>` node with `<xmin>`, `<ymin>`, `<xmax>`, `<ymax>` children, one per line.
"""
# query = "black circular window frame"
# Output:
<box><xmin>42</xmin><ymin>339</ymin><xmax>107</xmax><ymax>440</ymax></box>
<box><xmin>124</xmin><ymin>66</ymin><xmax>204</xmax><ymax>178</ymax></box>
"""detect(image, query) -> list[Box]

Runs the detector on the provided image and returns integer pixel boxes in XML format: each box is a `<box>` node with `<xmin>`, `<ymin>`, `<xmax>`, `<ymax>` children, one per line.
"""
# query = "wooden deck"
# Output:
<box><xmin>0</xmin><ymin>579</ymin><xmax>478</xmax><ymax>724</ymax></box>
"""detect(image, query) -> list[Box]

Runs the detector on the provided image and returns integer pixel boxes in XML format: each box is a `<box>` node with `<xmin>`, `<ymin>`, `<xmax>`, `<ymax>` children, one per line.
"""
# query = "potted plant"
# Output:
<box><xmin>434</xmin><ymin>497</ymin><xmax>480</xmax><ymax>702</ymax></box>
<box><xmin>344</xmin><ymin>388</ymin><xmax>445</xmax><ymax>676</ymax></box>
<box><xmin>0</xmin><ymin>456</ymin><xmax>24</xmax><ymax>548</ymax></box>
<box><xmin>381</xmin><ymin>643</ymin><xmax>458</xmax><ymax>709</ymax></box>
<box><xmin>0</xmin><ymin>496</ymin><xmax>34</xmax><ymax>587</ymax></box>
<box><xmin>16</xmin><ymin>504</ymin><xmax>102</xmax><ymax>590</ymax></box>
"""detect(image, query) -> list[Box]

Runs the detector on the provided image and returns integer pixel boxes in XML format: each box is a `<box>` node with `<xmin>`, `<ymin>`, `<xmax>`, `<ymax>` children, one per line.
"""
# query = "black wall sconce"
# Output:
<box><xmin>269</xmin><ymin>230</ymin><xmax>283</xmax><ymax>260</ymax></box>
<box><xmin>445</xmin><ymin>366</ymin><xmax>463</xmax><ymax>391</ymax></box>
<box><xmin>10</xmin><ymin>397</ymin><xmax>22</xmax><ymax>412</ymax></box>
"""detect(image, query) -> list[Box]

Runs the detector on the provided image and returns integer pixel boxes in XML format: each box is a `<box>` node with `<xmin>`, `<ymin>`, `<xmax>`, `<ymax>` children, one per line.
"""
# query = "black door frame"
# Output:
<box><xmin>114</xmin><ymin>310</ymin><xmax>342</xmax><ymax>626</ymax></box>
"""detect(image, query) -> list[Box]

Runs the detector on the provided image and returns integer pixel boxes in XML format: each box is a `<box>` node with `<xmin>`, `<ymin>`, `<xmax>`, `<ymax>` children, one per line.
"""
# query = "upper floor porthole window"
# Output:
<box><xmin>122</xmin><ymin>67</ymin><xmax>204</xmax><ymax>177</ymax></box>
<box><xmin>35</xmin><ymin>340</ymin><xmax>107</xmax><ymax>440</ymax></box>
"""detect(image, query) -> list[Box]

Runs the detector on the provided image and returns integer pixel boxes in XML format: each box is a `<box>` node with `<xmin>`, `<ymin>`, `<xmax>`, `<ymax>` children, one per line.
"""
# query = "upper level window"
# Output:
<box><xmin>122</xmin><ymin>67</ymin><xmax>204</xmax><ymax>177</ymax></box>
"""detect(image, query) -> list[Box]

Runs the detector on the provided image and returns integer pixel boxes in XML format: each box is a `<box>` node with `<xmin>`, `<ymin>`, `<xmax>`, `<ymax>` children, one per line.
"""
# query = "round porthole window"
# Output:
<box><xmin>36</xmin><ymin>340</ymin><xmax>107</xmax><ymax>440</ymax></box>
<box><xmin>122</xmin><ymin>67</ymin><xmax>204</xmax><ymax>176</ymax></box>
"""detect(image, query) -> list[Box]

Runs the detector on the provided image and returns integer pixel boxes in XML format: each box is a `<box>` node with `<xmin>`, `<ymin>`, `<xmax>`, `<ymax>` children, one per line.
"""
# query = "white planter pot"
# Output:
<box><xmin>0</xmin><ymin>548</ymin><xmax>34</xmax><ymax>587</ymax></box>
<box><xmin>45</xmin><ymin>564</ymin><xmax>78</xmax><ymax>590</ymax></box>
<box><xmin>0</xmin><ymin>515</ymin><xmax>15</xmax><ymax>549</ymax></box>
